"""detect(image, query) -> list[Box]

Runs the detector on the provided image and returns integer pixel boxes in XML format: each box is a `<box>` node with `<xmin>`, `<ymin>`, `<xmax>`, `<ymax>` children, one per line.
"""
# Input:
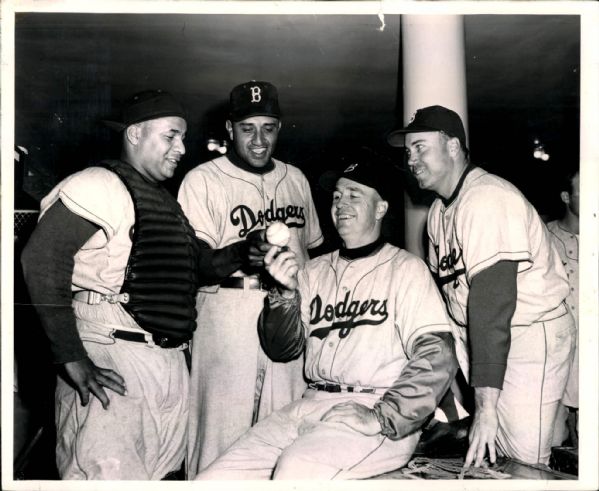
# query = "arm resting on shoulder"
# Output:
<box><xmin>257</xmin><ymin>288</ymin><xmax>305</xmax><ymax>362</ymax></box>
<box><xmin>21</xmin><ymin>200</ymin><xmax>100</xmax><ymax>364</ymax></box>
<box><xmin>373</xmin><ymin>332</ymin><xmax>458</xmax><ymax>440</ymax></box>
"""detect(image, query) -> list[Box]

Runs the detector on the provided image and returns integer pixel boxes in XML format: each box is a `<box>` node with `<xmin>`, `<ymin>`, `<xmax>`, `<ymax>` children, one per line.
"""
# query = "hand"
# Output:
<box><xmin>245</xmin><ymin>229</ymin><xmax>273</xmax><ymax>268</ymax></box>
<box><xmin>320</xmin><ymin>401</ymin><xmax>382</xmax><ymax>436</ymax></box>
<box><xmin>464</xmin><ymin>387</ymin><xmax>500</xmax><ymax>468</ymax></box>
<box><xmin>263</xmin><ymin>246</ymin><xmax>299</xmax><ymax>294</ymax></box>
<box><xmin>63</xmin><ymin>357</ymin><xmax>127</xmax><ymax>410</ymax></box>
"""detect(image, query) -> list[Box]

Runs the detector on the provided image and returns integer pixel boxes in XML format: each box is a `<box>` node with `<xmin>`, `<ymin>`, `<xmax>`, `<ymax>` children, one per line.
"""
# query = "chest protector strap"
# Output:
<box><xmin>99</xmin><ymin>160</ymin><xmax>200</xmax><ymax>345</ymax></box>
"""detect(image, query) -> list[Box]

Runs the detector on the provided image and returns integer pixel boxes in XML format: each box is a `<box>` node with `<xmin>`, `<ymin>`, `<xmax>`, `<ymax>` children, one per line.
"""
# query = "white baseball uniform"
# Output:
<box><xmin>178</xmin><ymin>155</ymin><xmax>323</xmax><ymax>476</ymax></box>
<box><xmin>40</xmin><ymin>167</ymin><xmax>189</xmax><ymax>479</ymax></box>
<box><xmin>427</xmin><ymin>166</ymin><xmax>575</xmax><ymax>464</ymax></box>
<box><xmin>197</xmin><ymin>243</ymin><xmax>456</xmax><ymax>480</ymax></box>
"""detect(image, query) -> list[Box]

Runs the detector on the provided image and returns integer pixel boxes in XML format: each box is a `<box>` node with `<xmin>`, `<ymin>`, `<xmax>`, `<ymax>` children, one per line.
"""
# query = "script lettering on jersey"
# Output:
<box><xmin>309</xmin><ymin>292</ymin><xmax>388</xmax><ymax>339</ymax></box>
<box><xmin>230</xmin><ymin>199</ymin><xmax>306</xmax><ymax>237</ymax></box>
<box><xmin>435</xmin><ymin>244</ymin><xmax>466</xmax><ymax>289</ymax></box>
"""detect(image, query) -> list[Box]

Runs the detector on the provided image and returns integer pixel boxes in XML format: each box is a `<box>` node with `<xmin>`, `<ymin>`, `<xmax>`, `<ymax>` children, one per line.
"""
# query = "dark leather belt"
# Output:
<box><xmin>112</xmin><ymin>329</ymin><xmax>186</xmax><ymax>349</ymax></box>
<box><xmin>220</xmin><ymin>276</ymin><xmax>266</xmax><ymax>290</ymax></box>
<box><xmin>310</xmin><ymin>382</ymin><xmax>377</xmax><ymax>394</ymax></box>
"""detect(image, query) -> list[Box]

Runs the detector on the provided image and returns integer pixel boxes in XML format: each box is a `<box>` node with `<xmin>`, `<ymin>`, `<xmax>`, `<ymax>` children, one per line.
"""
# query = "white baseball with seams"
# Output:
<box><xmin>266</xmin><ymin>221</ymin><xmax>291</xmax><ymax>247</ymax></box>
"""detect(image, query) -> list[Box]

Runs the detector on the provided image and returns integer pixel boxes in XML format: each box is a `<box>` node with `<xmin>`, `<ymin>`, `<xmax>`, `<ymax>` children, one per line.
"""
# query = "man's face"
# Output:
<box><xmin>226</xmin><ymin>116</ymin><xmax>281</xmax><ymax>168</ymax></box>
<box><xmin>133</xmin><ymin>116</ymin><xmax>186</xmax><ymax>182</ymax></box>
<box><xmin>331</xmin><ymin>177</ymin><xmax>385</xmax><ymax>247</ymax></box>
<box><xmin>569</xmin><ymin>172</ymin><xmax>580</xmax><ymax>217</ymax></box>
<box><xmin>404</xmin><ymin>131</ymin><xmax>453</xmax><ymax>195</ymax></box>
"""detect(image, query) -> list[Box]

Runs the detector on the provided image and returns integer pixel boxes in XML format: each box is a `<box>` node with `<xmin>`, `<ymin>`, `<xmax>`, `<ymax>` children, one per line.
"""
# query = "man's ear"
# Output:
<box><xmin>560</xmin><ymin>191</ymin><xmax>570</xmax><ymax>205</ymax></box>
<box><xmin>125</xmin><ymin>124</ymin><xmax>141</xmax><ymax>145</ymax></box>
<box><xmin>447</xmin><ymin>136</ymin><xmax>460</xmax><ymax>157</ymax></box>
<box><xmin>376</xmin><ymin>200</ymin><xmax>389</xmax><ymax>220</ymax></box>
<box><xmin>225</xmin><ymin>120</ymin><xmax>234</xmax><ymax>140</ymax></box>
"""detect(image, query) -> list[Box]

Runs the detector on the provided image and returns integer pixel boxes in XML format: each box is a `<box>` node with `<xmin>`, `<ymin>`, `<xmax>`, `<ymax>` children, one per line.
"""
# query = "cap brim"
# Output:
<box><xmin>229</xmin><ymin>111</ymin><xmax>281</xmax><ymax>122</ymax></box>
<box><xmin>102</xmin><ymin>120</ymin><xmax>127</xmax><ymax>131</ymax></box>
<box><xmin>386</xmin><ymin>125</ymin><xmax>441</xmax><ymax>147</ymax></box>
<box><xmin>318</xmin><ymin>169</ymin><xmax>342</xmax><ymax>194</ymax></box>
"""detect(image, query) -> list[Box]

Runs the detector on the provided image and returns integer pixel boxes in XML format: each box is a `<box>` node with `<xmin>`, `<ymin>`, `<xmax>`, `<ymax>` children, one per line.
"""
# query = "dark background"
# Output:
<box><xmin>10</xmin><ymin>12</ymin><xmax>581</xmax><ymax>479</ymax></box>
<box><xmin>14</xmin><ymin>13</ymin><xmax>580</xmax><ymax>223</ymax></box>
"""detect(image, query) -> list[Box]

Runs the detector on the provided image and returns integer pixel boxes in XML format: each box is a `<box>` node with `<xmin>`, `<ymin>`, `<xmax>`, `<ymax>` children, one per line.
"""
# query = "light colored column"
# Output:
<box><xmin>401</xmin><ymin>15</ymin><xmax>469</xmax><ymax>258</ymax></box>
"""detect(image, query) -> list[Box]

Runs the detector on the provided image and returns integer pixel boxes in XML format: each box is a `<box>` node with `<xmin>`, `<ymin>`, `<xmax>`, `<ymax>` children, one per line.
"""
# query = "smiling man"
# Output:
<box><xmin>21</xmin><ymin>90</ymin><xmax>268</xmax><ymax>480</ymax></box>
<box><xmin>178</xmin><ymin>81</ymin><xmax>323</xmax><ymax>477</ymax></box>
<box><xmin>195</xmin><ymin>149</ymin><xmax>458</xmax><ymax>480</ymax></box>
<box><xmin>387</xmin><ymin>105</ymin><xmax>575</xmax><ymax>468</ymax></box>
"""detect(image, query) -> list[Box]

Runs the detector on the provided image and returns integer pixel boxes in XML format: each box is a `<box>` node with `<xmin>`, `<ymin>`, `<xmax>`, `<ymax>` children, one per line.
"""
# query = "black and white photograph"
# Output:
<box><xmin>2</xmin><ymin>1</ymin><xmax>598</xmax><ymax>490</ymax></box>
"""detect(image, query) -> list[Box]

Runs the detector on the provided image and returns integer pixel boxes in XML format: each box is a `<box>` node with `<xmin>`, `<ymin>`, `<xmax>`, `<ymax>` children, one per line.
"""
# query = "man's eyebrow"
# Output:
<box><xmin>334</xmin><ymin>185</ymin><xmax>364</xmax><ymax>193</ymax></box>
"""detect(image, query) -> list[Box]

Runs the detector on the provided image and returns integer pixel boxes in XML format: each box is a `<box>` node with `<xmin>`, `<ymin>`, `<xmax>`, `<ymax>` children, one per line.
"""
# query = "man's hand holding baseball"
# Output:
<box><xmin>245</xmin><ymin>229</ymin><xmax>273</xmax><ymax>268</ymax></box>
<box><xmin>63</xmin><ymin>357</ymin><xmax>127</xmax><ymax>410</ymax></box>
<box><xmin>264</xmin><ymin>246</ymin><xmax>299</xmax><ymax>296</ymax></box>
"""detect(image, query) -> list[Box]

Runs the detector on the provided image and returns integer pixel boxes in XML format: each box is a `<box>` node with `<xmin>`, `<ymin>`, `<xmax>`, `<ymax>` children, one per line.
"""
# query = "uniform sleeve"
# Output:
<box><xmin>21</xmin><ymin>201</ymin><xmax>100</xmax><ymax>364</ymax></box>
<box><xmin>178</xmin><ymin>168</ymin><xmax>222</xmax><ymax>248</ymax></box>
<box><xmin>54</xmin><ymin>167</ymin><xmax>129</xmax><ymax>240</ymax></box>
<box><xmin>371</xmin><ymin>256</ymin><xmax>457</xmax><ymax>440</ymax></box>
<box><xmin>299</xmin><ymin>173</ymin><xmax>324</xmax><ymax>249</ymax></box>
<box><xmin>456</xmin><ymin>185</ymin><xmax>533</xmax><ymax>281</ymax></box>
<box><xmin>258</xmin><ymin>289</ymin><xmax>306</xmax><ymax>362</ymax></box>
<box><xmin>468</xmin><ymin>260</ymin><xmax>518</xmax><ymax>389</ymax></box>
<box><xmin>373</xmin><ymin>332</ymin><xmax>457</xmax><ymax>440</ymax></box>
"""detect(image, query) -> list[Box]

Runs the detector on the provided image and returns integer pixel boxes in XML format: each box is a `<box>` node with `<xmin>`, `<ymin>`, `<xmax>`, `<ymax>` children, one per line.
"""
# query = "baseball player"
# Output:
<box><xmin>548</xmin><ymin>168</ymin><xmax>579</xmax><ymax>447</ymax></box>
<box><xmin>20</xmin><ymin>90</ymin><xmax>268</xmax><ymax>480</ymax></box>
<box><xmin>387</xmin><ymin>105</ymin><xmax>575</xmax><ymax>467</ymax></box>
<box><xmin>178</xmin><ymin>81</ymin><xmax>323</xmax><ymax>476</ymax></box>
<box><xmin>195</xmin><ymin>150</ymin><xmax>458</xmax><ymax>480</ymax></box>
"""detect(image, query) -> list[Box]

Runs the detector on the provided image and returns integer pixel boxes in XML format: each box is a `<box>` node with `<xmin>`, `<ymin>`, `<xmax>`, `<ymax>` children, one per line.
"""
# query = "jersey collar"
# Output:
<box><xmin>441</xmin><ymin>163</ymin><xmax>476</xmax><ymax>207</ymax></box>
<box><xmin>339</xmin><ymin>236</ymin><xmax>385</xmax><ymax>260</ymax></box>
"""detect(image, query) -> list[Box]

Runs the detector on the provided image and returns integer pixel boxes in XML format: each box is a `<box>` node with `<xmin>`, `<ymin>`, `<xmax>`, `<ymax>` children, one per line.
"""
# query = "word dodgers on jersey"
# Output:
<box><xmin>231</xmin><ymin>200</ymin><xmax>306</xmax><ymax>237</ymax></box>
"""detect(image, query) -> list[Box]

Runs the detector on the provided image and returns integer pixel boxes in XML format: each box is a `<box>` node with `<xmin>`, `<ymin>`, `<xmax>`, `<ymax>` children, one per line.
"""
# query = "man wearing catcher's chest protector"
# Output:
<box><xmin>21</xmin><ymin>90</ymin><xmax>268</xmax><ymax>480</ymax></box>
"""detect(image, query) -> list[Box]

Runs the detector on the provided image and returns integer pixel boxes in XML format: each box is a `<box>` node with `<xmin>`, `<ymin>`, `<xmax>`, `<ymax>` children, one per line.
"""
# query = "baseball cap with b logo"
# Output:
<box><xmin>386</xmin><ymin>105</ymin><xmax>467</xmax><ymax>150</ymax></box>
<box><xmin>229</xmin><ymin>81</ymin><xmax>281</xmax><ymax>122</ymax></box>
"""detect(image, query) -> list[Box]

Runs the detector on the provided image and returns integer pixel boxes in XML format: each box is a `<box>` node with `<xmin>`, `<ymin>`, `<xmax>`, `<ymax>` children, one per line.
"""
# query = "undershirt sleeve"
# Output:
<box><xmin>468</xmin><ymin>260</ymin><xmax>518</xmax><ymax>389</ymax></box>
<box><xmin>21</xmin><ymin>200</ymin><xmax>101</xmax><ymax>364</ymax></box>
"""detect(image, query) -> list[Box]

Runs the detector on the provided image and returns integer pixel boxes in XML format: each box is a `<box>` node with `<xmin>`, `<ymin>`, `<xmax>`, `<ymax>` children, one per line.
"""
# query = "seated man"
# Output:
<box><xmin>196</xmin><ymin>149</ymin><xmax>458</xmax><ymax>480</ymax></box>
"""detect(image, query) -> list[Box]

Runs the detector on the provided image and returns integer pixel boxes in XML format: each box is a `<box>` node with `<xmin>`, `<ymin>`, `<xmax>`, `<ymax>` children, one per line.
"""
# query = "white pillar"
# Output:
<box><xmin>401</xmin><ymin>15</ymin><xmax>469</xmax><ymax>258</ymax></box>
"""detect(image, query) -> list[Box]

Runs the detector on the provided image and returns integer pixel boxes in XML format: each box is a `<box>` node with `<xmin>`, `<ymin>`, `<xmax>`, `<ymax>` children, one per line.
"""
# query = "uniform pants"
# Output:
<box><xmin>496</xmin><ymin>305</ymin><xmax>575</xmax><ymax>464</ymax></box>
<box><xmin>196</xmin><ymin>390</ymin><xmax>420</xmax><ymax>480</ymax></box>
<box><xmin>187</xmin><ymin>287</ymin><xmax>306</xmax><ymax>478</ymax></box>
<box><xmin>55</xmin><ymin>301</ymin><xmax>189</xmax><ymax>480</ymax></box>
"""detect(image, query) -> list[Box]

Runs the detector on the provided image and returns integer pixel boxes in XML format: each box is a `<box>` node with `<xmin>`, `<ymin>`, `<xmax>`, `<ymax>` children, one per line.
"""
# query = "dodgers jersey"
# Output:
<box><xmin>178</xmin><ymin>155</ymin><xmax>323</xmax><ymax>269</ymax></box>
<box><xmin>297</xmin><ymin>243</ymin><xmax>452</xmax><ymax>389</ymax></box>
<box><xmin>427</xmin><ymin>166</ymin><xmax>570</xmax><ymax>328</ymax></box>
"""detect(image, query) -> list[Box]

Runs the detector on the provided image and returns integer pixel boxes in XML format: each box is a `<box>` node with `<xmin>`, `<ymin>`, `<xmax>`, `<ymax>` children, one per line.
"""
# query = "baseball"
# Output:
<box><xmin>266</xmin><ymin>221</ymin><xmax>291</xmax><ymax>247</ymax></box>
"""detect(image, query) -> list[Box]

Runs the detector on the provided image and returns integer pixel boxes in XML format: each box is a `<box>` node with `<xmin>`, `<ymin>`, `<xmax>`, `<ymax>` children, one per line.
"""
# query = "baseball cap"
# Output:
<box><xmin>387</xmin><ymin>105</ymin><xmax>467</xmax><ymax>150</ymax></box>
<box><xmin>319</xmin><ymin>147</ymin><xmax>393</xmax><ymax>201</ymax></box>
<box><xmin>229</xmin><ymin>81</ymin><xmax>281</xmax><ymax>122</ymax></box>
<box><xmin>103</xmin><ymin>89</ymin><xmax>186</xmax><ymax>131</ymax></box>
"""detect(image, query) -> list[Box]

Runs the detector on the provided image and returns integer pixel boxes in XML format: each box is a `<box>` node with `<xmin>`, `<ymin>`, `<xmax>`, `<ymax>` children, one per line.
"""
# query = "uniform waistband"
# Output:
<box><xmin>309</xmin><ymin>382</ymin><xmax>386</xmax><ymax>395</ymax></box>
<box><xmin>219</xmin><ymin>276</ymin><xmax>268</xmax><ymax>291</ymax></box>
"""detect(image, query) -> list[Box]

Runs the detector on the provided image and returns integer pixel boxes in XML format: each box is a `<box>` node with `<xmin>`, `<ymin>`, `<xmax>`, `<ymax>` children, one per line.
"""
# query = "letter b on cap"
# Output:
<box><xmin>250</xmin><ymin>86</ymin><xmax>262</xmax><ymax>103</ymax></box>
